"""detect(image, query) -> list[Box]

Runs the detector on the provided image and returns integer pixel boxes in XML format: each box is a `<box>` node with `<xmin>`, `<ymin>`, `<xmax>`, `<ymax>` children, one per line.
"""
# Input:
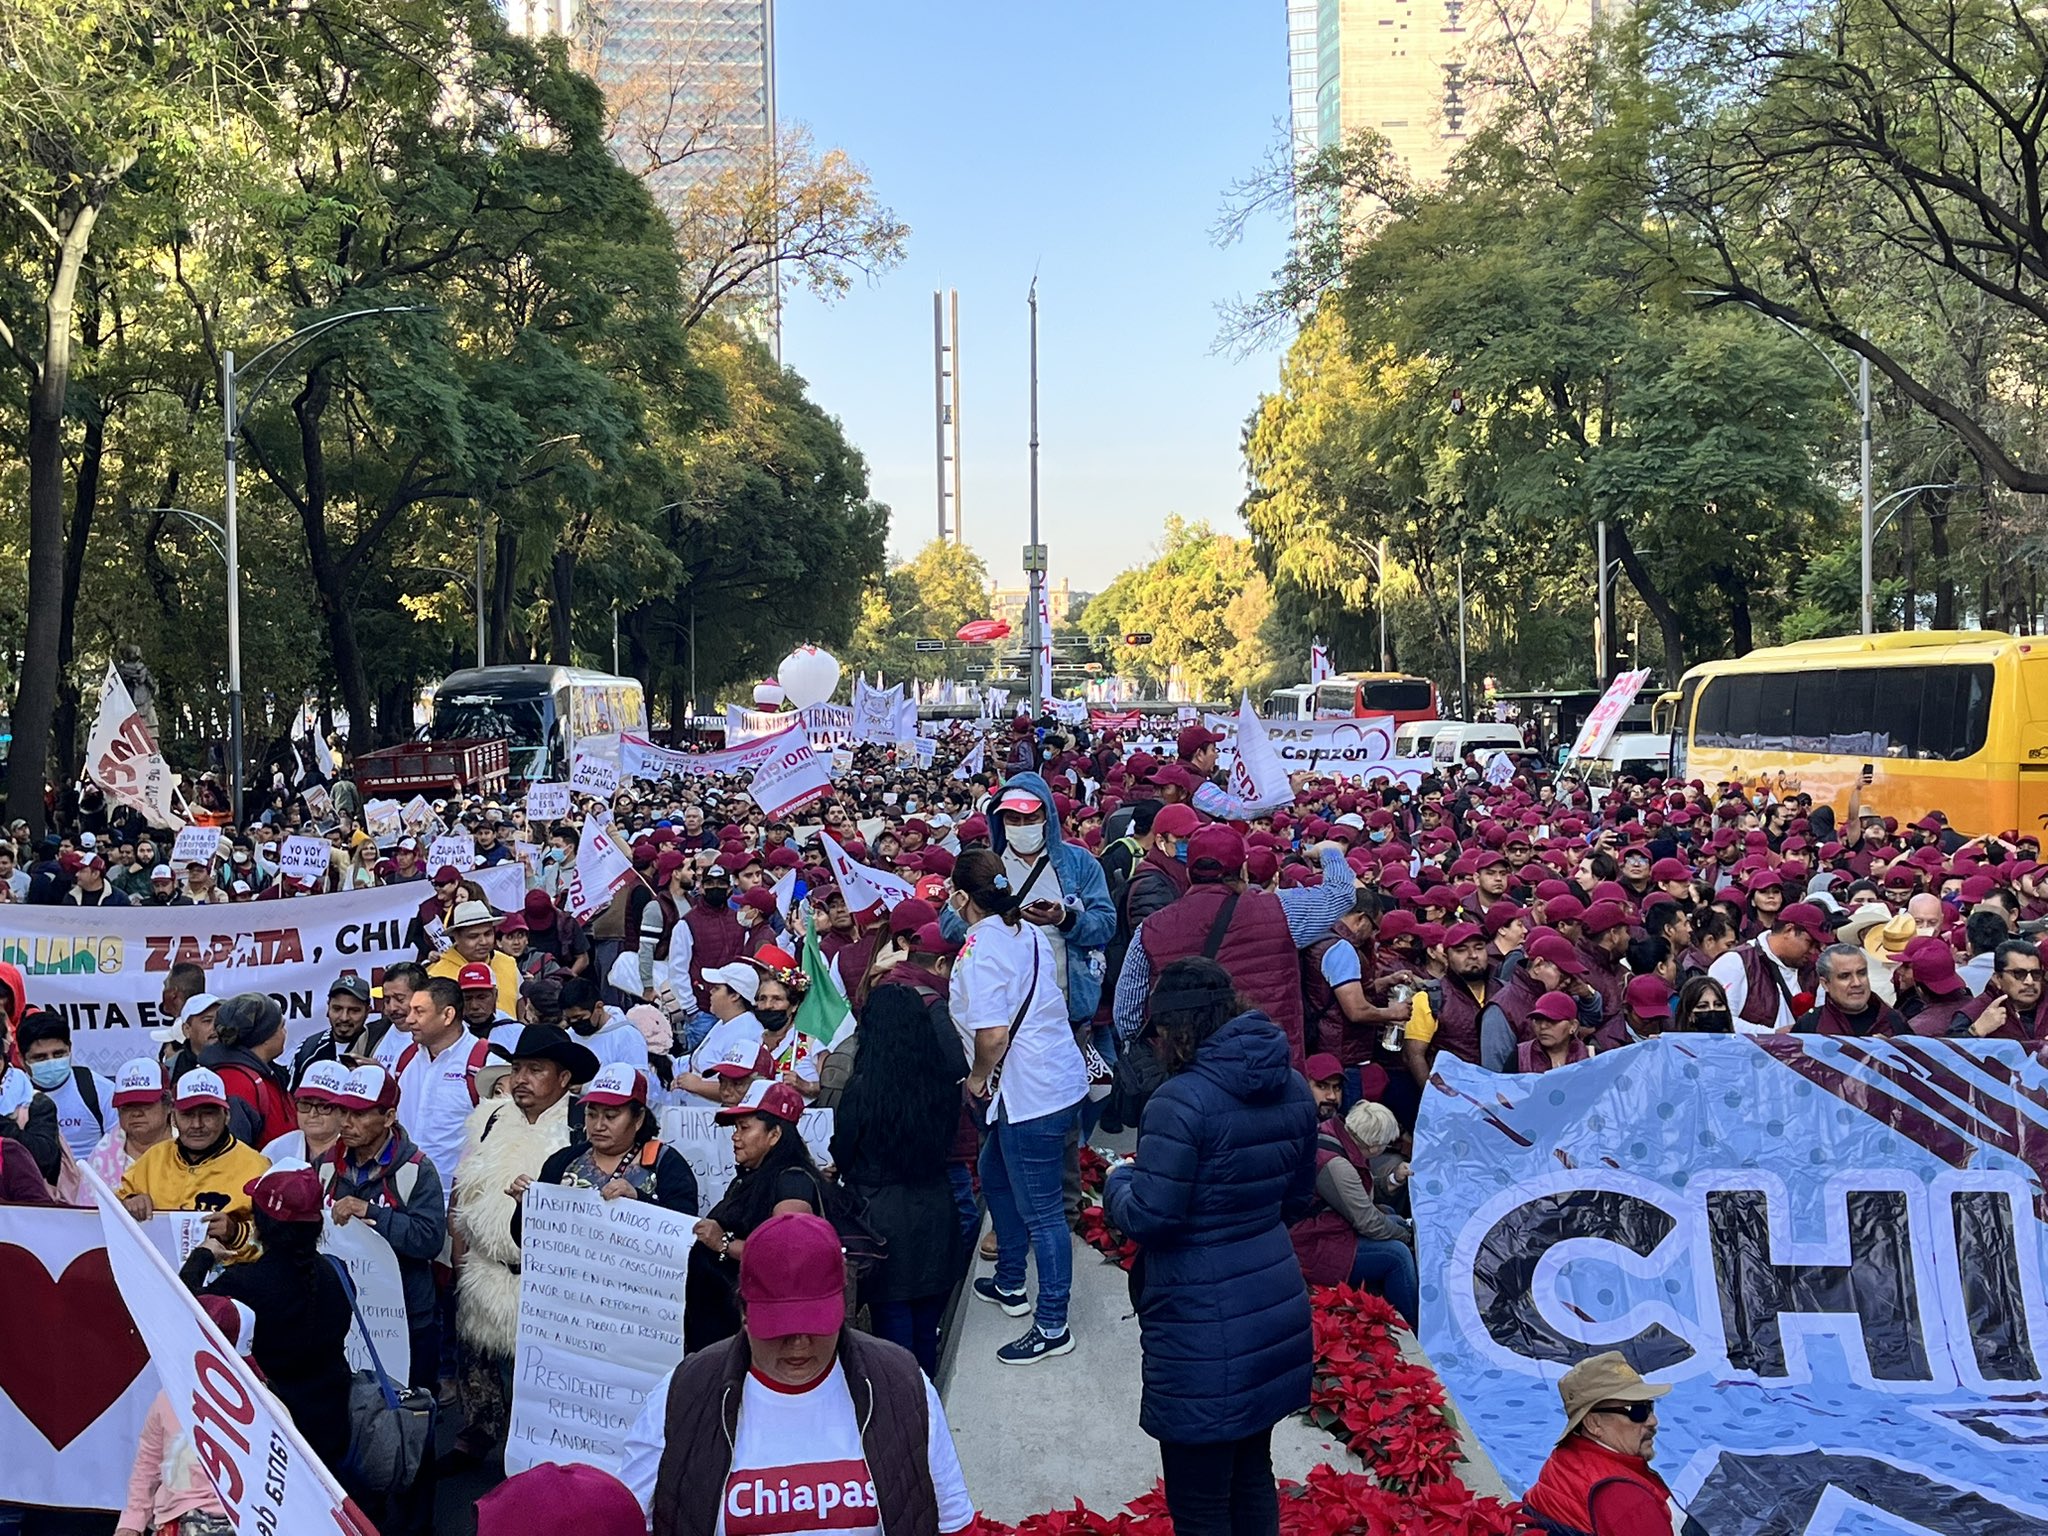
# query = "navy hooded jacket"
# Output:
<box><xmin>1103</xmin><ymin>1009</ymin><xmax>1319</xmax><ymax>1443</ymax></box>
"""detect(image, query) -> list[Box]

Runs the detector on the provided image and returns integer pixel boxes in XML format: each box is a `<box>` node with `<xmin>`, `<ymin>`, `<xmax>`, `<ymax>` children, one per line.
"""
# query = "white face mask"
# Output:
<box><xmin>1008</xmin><ymin>821</ymin><xmax>1047</xmax><ymax>856</ymax></box>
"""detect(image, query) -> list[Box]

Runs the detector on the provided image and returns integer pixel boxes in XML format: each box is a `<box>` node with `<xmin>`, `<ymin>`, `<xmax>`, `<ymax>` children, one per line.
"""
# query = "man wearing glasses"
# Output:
<box><xmin>1957</xmin><ymin>939</ymin><xmax>2046</xmax><ymax>1042</ymax></box>
<box><xmin>1522</xmin><ymin>1352</ymin><xmax>1680</xmax><ymax>1536</ymax></box>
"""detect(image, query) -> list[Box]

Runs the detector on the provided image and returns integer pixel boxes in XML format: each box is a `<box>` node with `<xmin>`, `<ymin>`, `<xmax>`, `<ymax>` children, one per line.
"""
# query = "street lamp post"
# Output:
<box><xmin>219</xmin><ymin>305</ymin><xmax>431</xmax><ymax>818</ymax></box>
<box><xmin>1358</xmin><ymin>538</ymin><xmax>1391</xmax><ymax>673</ymax></box>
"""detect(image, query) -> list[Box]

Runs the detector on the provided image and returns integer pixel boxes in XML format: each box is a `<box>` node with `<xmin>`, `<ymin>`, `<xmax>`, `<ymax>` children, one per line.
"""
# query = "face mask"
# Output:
<box><xmin>883</xmin><ymin>792</ymin><xmax>898</xmax><ymax>805</ymax></box>
<box><xmin>1174</xmin><ymin>839</ymin><xmax>1189</xmax><ymax>861</ymax></box>
<box><xmin>1369</xmin><ymin>830</ymin><xmax>1389</xmax><ymax>844</ymax></box>
<box><xmin>1691</xmin><ymin>1009</ymin><xmax>1731</xmax><ymax>1029</ymax></box>
<box><xmin>756</xmin><ymin>1008</ymin><xmax>790</xmax><ymax>1031</ymax></box>
<box><xmin>29</xmin><ymin>1057</ymin><xmax>71</xmax><ymax>1091</ymax></box>
<box><xmin>1008</xmin><ymin>822</ymin><xmax>1046</xmax><ymax>856</ymax></box>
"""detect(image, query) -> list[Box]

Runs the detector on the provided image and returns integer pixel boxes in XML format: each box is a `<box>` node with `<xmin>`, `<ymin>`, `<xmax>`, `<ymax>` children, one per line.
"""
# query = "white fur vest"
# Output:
<box><xmin>452</xmin><ymin>1094</ymin><xmax>570</xmax><ymax>1356</ymax></box>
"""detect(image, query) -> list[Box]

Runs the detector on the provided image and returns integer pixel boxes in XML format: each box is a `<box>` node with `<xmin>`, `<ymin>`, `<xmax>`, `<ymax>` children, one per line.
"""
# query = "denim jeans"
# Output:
<box><xmin>870</xmin><ymin>1294</ymin><xmax>948</xmax><ymax>1378</ymax></box>
<box><xmin>1348</xmin><ymin>1237</ymin><xmax>1419</xmax><ymax>1330</ymax></box>
<box><xmin>946</xmin><ymin>1162</ymin><xmax>979</xmax><ymax>1257</ymax></box>
<box><xmin>682</xmin><ymin>1009</ymin><xmax>717</xmax><ymax>1053</ymax></box>
<box><xmin>980</xmin><ymin>1098</ymin><xmax>1081</xmax><ymax>1335</ymax></box>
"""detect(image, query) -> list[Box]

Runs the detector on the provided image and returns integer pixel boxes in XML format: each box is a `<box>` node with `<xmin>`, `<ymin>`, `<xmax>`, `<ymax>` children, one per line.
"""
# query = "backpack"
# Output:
<box><xmin>70</xmin><ymin>1065</ymin><xmax>103</xmax><ymax>1133</ymax></box>
<box><xmin>393</xmin><ymin>1037</ymin><xmax>493</xmax><ymax>1107</ymax></box>
<box><xmin>317</xmin><ymin>1145</ymin><xmax>425</xmax><ymax>1213</ymax></box>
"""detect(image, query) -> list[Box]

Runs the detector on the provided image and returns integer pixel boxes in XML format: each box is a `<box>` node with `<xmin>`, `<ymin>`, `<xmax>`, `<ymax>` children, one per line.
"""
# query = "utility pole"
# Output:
<box><xmin>1595</xmin><ymin>520</ymin><xmax>1610</xmax><ymax>684</ymax></box>
<box><xmin>1456</xmin><ymin>551</ymin><xmax>1469</xmax><ymax>720</ymax></box>
<box><xmin>1026</xmin><ymin>279</ymin><xmax>1046</xmax><ymax>714</ymax></box>
<box><xmin>1859</xmin><ymin>343</ymin><xmax>1874</xmax><ymax>635</ymax></box>
<box><xmin>933</xmin><ymin>289</ymin><xmax>963</xmax><ymax>541</ymax></box>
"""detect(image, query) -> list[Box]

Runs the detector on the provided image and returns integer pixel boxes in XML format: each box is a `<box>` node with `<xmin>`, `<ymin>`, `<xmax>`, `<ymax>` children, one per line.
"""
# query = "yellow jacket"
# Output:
<box><xmin>117</xmin><ymin>1135</ymin><xmax>270</xmax><ymax>1256</ymax></box>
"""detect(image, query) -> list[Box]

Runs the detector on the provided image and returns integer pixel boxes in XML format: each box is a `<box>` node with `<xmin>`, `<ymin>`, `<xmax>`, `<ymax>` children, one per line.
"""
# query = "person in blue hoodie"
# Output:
<box><xmin>1103</xmin><ymin>956</ymin><xmax>1319</xmax><ymax>1536</ymax></box>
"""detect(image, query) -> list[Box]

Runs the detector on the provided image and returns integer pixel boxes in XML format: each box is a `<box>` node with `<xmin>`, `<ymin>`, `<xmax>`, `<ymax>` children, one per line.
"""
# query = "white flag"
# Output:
<box><xmin>1228</xmin><ymin>693</ymin><xmax>1292</xmax><ymax>810</ymax></box>
<box><xmin>85</xmin><ymin>662</ymin><xmax>184</xmax><ymax>828</ymax></box>
<box><xmin>950</xmin><ymin>738</ymin><xmax>986</xmax><ymax>782</ymax></box>
<box><xmin>1309</xmin><ymin>643</ymin><xmax>1334</xmax><ymax>684</ymax></box>
<box><xmin>820</xmin><ymin>831</ymin><xmax>915</xmax><ymax>918</ymax></box>
<box><xmin>1036</xmin><ymin>584</ymin><xmax>1056</xmax><ymax>709</ymax></box>
<box><xmin>562</xmin><ymin>811</ymin><xmax>634</xmax><ymax>920</ymax></box>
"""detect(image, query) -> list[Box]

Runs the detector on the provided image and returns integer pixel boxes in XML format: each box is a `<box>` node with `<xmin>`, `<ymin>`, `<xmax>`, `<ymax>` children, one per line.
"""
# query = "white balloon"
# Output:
<box><xmin>753</xmin><ymin>681</ymin><xmax>786</xmax><ymax>707</ymax></box>
<box><xmin>777</xmin><ymin>646</ymin><xmax>841</xmax><ymax>709</ymax></box>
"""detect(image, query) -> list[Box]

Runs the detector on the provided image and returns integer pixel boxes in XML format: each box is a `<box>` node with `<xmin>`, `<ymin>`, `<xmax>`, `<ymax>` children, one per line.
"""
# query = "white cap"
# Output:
<box><xmin>1334</xmin><ymin>813</ymin><xmax>1366</xmax><ymax>831</ymax></box>
<box><xmin>582</xmin><ymin>1062</ymin><xmax>648</xmax><ymax>1106</ymax></box>
<box><xmin>150</xmin><ymin>864</ymin><xmax>174</xmax><ymax>881</ymax></box>
<box><xmin>111</xmin><ymin>1058</ymin><xmax>168</xmax><ymax>1106</ymax></box>
<box><xmin>177</xmin><ymin>992</ymin><xmax>222</xmax><ymax>1024</ymax></box>
<box><xmin>78</xmin><ymin>831</ymin><xmax>96</xmax><ymax>849</ymax></box>
<box><xmin>172</xmin><ymin>1067</ymin><xmax>229</xmax><ymax>1109</ymax></box>
<box><xmin>701</xmin><ymin>961</ymin><xmax>760</xmax><ymax>1004</ymax></box>
<box><xmin>295</xmin><ymin>1059</ymin><xmax>351</xmax><ymax>1103</ymax></box>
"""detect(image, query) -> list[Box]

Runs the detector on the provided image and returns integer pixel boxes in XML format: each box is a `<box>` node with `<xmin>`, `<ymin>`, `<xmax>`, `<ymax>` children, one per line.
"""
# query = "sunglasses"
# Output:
<box><xmin>1591</xmin><ymin>1400</ymin><xmax>1655</xmax><ymax>1423</ymax></box>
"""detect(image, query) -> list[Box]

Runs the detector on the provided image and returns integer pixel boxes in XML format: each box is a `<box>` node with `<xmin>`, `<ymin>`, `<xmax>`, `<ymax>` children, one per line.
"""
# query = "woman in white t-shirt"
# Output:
<box><xmin>948</xmin><ymin>848</ymin><xmax>1088</xmax><ymax>1367</ymax></box>
<box><xmin>623</xmin><ymin>1211</ymin><xmax>974</xmax><ymax>1535</ymax></box>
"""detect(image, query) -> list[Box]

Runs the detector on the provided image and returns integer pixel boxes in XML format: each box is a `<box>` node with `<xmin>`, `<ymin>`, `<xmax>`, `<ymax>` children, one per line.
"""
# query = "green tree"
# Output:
<box><xmin>844</xmin><ymin>539</ymin><xmax>993</xmax><ymax>684</ymax></box>
<box><xmin>1079</xmin><ymin>519</ymin><xmax>1282</xmax><ymax>701</ymax></box>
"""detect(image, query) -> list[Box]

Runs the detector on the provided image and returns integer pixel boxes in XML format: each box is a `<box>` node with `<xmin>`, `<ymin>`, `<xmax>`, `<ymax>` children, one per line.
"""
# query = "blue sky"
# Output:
<box><xmin>775</xmin><ymin>0</ymin><xmax>1293</xmax><ymax>599</ymax></box>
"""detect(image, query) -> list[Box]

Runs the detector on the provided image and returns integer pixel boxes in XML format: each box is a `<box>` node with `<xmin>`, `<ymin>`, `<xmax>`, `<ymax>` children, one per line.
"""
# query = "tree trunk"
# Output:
<box><xmin>51</xmin><ymin>407</ymin><xmax>104</xmax><ymax>788</ymax></box>
<box><xmin>1607</xmin><ymin>522</ymin><xmax>1686</xmax><ymax>676</ymax></box>
<box><xmin>490</xmin><ymin>524</ymin><xmax>519</xmax><ymax>664</ymax></box>
<box><xmin>1726</xmin><ymin>574</ymin><xmax>1753</xmax><ymax>657</ymax></box>
<box><xmin>548</xmin><ymin>547</ymin><xmax>575</xmax><ymax>664</ymax></box>
<box><xmin>6</xmin><ymin>198</ymin><xmax>102</xmax><ymax>838</ymax></box>
<box><xmin>1928</xmin><ymin>498</ymin><xmax>1954</xmax><ymax>629</ymax></box>
<box><xmin>290</xmin><ymin>376</ymin><xmax>378</xmax><ymax>750</ymax></box>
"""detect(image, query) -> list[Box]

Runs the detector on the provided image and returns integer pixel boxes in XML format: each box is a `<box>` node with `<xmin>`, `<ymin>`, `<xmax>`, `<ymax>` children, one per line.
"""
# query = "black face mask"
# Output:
<box><xmin>756</xmin><ymin>1008</ymin><xmax>791</xmax><ymax>1032</ymax></box>
<box><xmin>1689</xmin><ymin>1008</ymin><xmax>1732</xmax><ymax>1031</ymax></box>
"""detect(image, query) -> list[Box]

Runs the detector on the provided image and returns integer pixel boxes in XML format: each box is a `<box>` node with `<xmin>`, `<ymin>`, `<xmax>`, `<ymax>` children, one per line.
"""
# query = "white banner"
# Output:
<box><xmin>427</xmin><ymin>832</ymin><xmax>475</xmax><ymax>873</ymax></box>
<box><xmin>1568</xmin><ymin>667</ymin><xmax>1652</xmax><ymax>762</ymax></box>
<box><xmin>1227</xmin><ymin>692</ymin><xmax>1291</xmax><ymax>808</ymax></box>
<box><xmin>950</xmin><ymin>738</ymin><xmax>985</xmax><ymax>781</ymax></box>
<box><xmin>568</xmin><ymin>751</ymin><xmax>620</xmax><ymax>797</ymax></box>
<box><xmin>729</xmin><ymin>704</ymin><xmax>855</xmax><ymax>750</ymax></box>
<box><xmin>1484</xmin><ymin>748</ymin><xmax>1517</xmax><ymax>787</ymax></box>
<box><xmin>86</xmin><ymin>661</ymin><xmax>185</xmax><ymax>829</ymax></box>
<box><xmin>1202</xmin><ymin>711</ymin><xmax>1433</xmax><ymax>781</ymax></box>
<box><xmin>0</xmin><ymin>1206</ymin><xmax>208</xmax><ymax>1510</ymax></box>
<box><xmin>505</xmin><ymin>1185</ymin><xmax>694</xmax><ymax>1478</ymax></box>
<box><xmin>850</xmin><ymin>678</ymin><xmax>904</xmax><ymax>745</ymax></box>
<box><xmin>172</xmin><ymin>825</ymin><xmax>224</xmax><ymax>868</ymax></box>
<box><xmin>1309</xmin><ymin>643</ymin><xmax>1333</xmax><ymax>683</ymax></box>
<box><xmin>525</xmin><ymin>782</ymin><xmax>571</xmax><ymax>821</ymax></box>
<box><xmin>1</xmin><ymin>883</ymin><xmax>420</xmax><ymax>1073</ymax></box>
<box><xmin>620</xmin><ymin>725</ymin><xmax>806</xmax><ymax>781</ymax></box>
<box><xmin>819</xmin><ymin>832</ymin><xmax>915</xmax><ymax>918</ymax></box>
<box><xmin>472</xmin><ymin>860</ymin><xmax>529</xmax><ymax>917</ymax></box>
<box><xmin>563</xmin><ymin>812</ymin><xmax>633</xmax><ymax>921</ymax></box>
<box><xmin>659</xmin><ymin>1104</ymin><xmax>834</xmax><ymax>1197</ymax></box>
<box><xmin>748</xmin><ymin>739</ymin><xmax>833</xmax><ymax>819</ymax></box>
<box><xmin>277</xmin><ymin>835</ymin><xmax>331</xmax><ymax>886</ymax></box>
<box><xmin>322</xmin><ymin>1212</ymin><xmax>410</xmax><ymax>1382</ymax></box>
<box><xmin>86</xmin><ymin>1171</ymin><xmax>374</xmax><ymax>1536</ymax></box>
<box><xmin>363</xmin><ymin>799</ymin><xmax>403</xmax><ymax>838</ymax></box>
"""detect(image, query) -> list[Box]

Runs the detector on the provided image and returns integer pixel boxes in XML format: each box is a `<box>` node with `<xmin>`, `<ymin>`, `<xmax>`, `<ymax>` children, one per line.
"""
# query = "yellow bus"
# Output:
<box><xmin>1670</xmin><ymin>631</ymin><xmax>2048</xmax><ymax>834</ymax></box>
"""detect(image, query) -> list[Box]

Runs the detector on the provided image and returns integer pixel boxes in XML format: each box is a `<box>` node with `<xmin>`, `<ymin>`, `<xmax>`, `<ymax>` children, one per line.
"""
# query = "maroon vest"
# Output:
<box><xmin>1289</xmin><ymin>1123</ymin><xmax>1369</xmax><ymax>1286</ymax></box>
<box><xmin>1141</xmin><ymin>883</ymin><xmax>1305</xmax><ymax>1069</ymax></box>
<box><xmin>682</xmin><ymin>903</ymin><xmax>745</xmax><ymax>1012</ymax></box>
<box><xmin>1736</xmin><ymin>940</ymin><xmax>1816</xmax><ymax>1029</ymax></box>
<box><xmin>1302</xmin><ymin>934</ymin><xmax>1384</xmax><ymax>1066</ymax></box>
<box><xmin>1515</xmin><ymin>1037</ymin><xmax>1589</xmax><ymax>1073</ymax></box>
<box><xmin>1494</xmin><ymin>969</ymin><xmax>1547</xmax><ymax>1044</ymax></box>
<box><xmin>1432</xmin><ymin>977</ymin><xmax>1490</xmax><ymax>1065</ymax></box>
<box><xmin>1576</xmin><ymin>941</ymin><xmax>1627</xmax><ymax>1025</ymax></box>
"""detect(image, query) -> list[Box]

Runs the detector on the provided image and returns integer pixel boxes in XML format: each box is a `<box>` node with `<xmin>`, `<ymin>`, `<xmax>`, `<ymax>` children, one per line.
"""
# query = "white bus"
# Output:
<box><xmin>427</xmin><ymin>665</ymin><xmax>648</xmax><ymax>784</ymax></box>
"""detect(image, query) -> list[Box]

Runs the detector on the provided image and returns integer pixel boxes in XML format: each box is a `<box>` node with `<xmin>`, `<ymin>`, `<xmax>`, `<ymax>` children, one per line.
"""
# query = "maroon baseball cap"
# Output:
<box><xmin>738</xmin><ymin>1212</ymin><xmax>847</xmax><ymax>1339</ymax></box>
<box><xmin>1187</xmin><ymin>825</ymin><xmax>1246</xmax><ymax>880</ymax></box>
<box><xmin>1775</xmin><ymin>902</ymin><xmax>1834</xmax><ymax>943</ymax></box>
<box><xmin>1303</xmin><ymin>1053</ymin><xmax>1344</xmax><ymax>1083</ymax></box>
<box><xmin>715</xmin><ymin>1079</ymin><xmax>806</xmax><ymax>1125</ymax></box>
<box><xmin>1901</xmin><ymin>935</ymin><xmax>1965</xmax><ymax>996</ymax></box>
<box><xmin>1443</xmin><ymin>921</ymin><xmax>1484</xmax><ymax>949</ymax></box>
<box><xmin>1531</xmin><ymin>991</ymin><xmax>1578</xmax><ymax>1023</ymax></box>
<box><xmin>1482</xmin><ymin>902</ymin><xmax>1527</xmax><ymax>935</ymax></box>
<box><xmin>1650</xmin><ymin>858</ymin><xmax>1693</xmax><ymax>883</ymax></box>
<box><xmin>1176</xmin><ymin>724</ymin><xmax>1227</xmax><ymax>758</ymax></box>
<box><xmin>1152</xmin><ymin>803</ymin><xmax>1202</xmax><ymax>840</ymax></box>
<box><xmin>1525</xmin><ymin>929</ymin><xmax>1588</xmax><ymax>976</ymax></box>
<box><xmin>1581</xmin><ymin>901</ymin><xmax>1630</xmax><ymax>936</ymax></box>
<box><xmin>1625</xmin><ymin>974</ymin><xmax>1674</xmax><ymax>1016</ymax></box>
<box><xmin>244</xmin><ymin>1167</ymin><xmax>324</xmax><ymax>1224</ymax></box>
<box><xmin>457</xmin><ymin>962</ymin><xmax>497</xmax><ymax>992</ymax></box>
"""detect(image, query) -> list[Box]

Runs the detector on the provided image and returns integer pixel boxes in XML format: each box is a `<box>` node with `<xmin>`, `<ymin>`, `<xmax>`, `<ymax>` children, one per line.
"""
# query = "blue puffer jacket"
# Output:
<box><xmin>1103</xmin><ymin>1010</ymin><xmax>1319</xmax><ymax>1444</ymax></box>
<box><xmin>940</xmin><ymin>770</ymin><xmax>1115</xmax><ymax>1023</ymax></box>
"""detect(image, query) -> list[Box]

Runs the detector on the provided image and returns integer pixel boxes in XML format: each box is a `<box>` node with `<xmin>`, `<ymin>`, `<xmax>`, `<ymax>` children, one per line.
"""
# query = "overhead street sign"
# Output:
<box><xmin>913</xmin><ymin>639</ymin><xmax>946</xmax><ymax>653</ymax></box>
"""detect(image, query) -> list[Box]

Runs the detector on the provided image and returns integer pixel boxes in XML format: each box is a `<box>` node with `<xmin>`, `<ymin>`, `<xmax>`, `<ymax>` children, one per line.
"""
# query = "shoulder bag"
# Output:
<box><xmin>1103</xmin><ymin>892</ymin><xmax>1241</xmax><ymax>1133</ymax></box>
<box><xmin>324</xmin><ymin>1255</ymin><xmax>435</xmax><ymax>1499</ymax></box>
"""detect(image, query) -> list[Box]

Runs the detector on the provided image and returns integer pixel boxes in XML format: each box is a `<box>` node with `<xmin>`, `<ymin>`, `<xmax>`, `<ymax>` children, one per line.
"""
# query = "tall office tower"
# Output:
<box><xmin>1297</xmin><ymin>0</ymin><xmax>1603</xmax><ymax>189</ymax></box>
<box><xmin>506</xmin><ymin>0</ymin><xmax>780</xmax><ymax>344</ymax></box>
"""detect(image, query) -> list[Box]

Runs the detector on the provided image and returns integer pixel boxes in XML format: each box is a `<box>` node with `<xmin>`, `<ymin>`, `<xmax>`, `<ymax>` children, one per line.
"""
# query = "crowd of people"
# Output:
<box><xmin>6</xmin><ymin>706</ymin><xmax>2036</xmax><ymax>1536</ymax></box>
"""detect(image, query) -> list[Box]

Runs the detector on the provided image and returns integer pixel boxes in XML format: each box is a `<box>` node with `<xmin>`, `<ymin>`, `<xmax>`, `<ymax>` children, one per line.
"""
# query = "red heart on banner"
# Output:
<box><xmin>0</xmin><ymin>1242</ymin><xmax>150</xmax><ymax>1449</ymax></box>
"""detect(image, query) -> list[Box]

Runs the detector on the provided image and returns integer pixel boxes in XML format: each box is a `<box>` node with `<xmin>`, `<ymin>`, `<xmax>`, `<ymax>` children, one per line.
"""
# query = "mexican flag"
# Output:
<box><xmin>795</xmin><ymin>907</ymin><xmax>856</xmax><ymax>1045</ymax></box>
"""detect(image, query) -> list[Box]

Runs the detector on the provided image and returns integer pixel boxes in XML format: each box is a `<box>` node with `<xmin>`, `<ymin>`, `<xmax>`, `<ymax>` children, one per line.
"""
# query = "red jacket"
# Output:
<box><xmin>1524</xmin><ymin>1431</ymin><xmax>1675</xmax><ymax>1536</ymax></box>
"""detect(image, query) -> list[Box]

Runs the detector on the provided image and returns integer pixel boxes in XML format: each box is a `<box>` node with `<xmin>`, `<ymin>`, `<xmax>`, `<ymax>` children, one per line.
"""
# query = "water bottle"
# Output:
<box><xmin>1383</xmin><ymin>983</ymin><xmax>1414</xmax><ymax>1055</ymax></box>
